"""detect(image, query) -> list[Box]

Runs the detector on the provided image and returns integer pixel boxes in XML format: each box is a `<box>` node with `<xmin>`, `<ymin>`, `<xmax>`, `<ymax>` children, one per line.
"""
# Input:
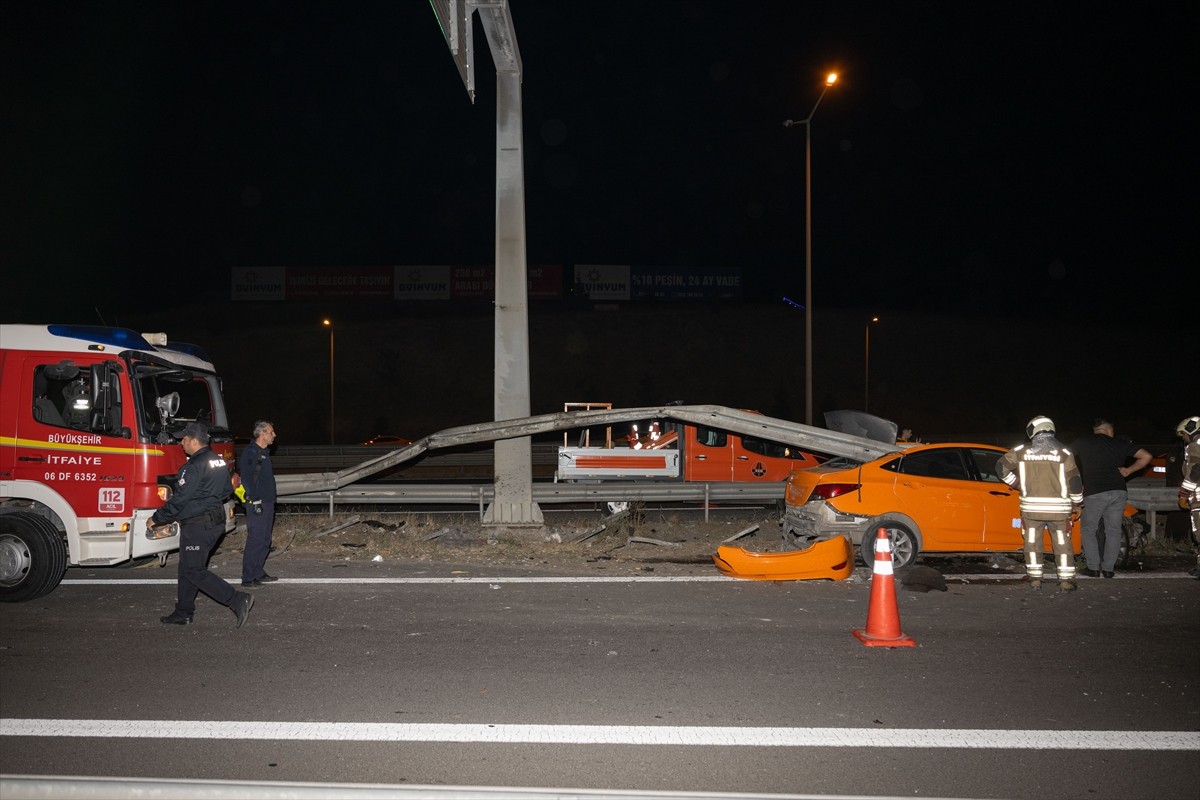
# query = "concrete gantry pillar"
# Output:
<box><xmin>482</xmin><ymin>63</ymin><xmax>541</xmax><ymax>527</ymax></box>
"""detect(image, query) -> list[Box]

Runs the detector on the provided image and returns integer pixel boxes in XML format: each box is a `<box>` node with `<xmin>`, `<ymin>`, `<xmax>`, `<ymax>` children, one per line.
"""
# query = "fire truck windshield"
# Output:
<box><xmin>133</xmin><ymin>363</ymin><xmax>229</xmax><ymax>443</ymax></box>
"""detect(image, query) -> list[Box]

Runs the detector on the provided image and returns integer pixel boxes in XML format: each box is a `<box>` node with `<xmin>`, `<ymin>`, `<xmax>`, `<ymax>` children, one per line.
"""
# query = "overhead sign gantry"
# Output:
<box><xmin>429</xmin><ymin>0</ymin><xmax>538</xmax><ymax>525</ymax></box>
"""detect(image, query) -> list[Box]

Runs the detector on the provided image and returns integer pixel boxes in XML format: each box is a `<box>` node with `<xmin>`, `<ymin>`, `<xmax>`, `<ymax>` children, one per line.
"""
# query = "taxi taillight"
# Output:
<box><xmin>811</xmin><ymin>483</ymin><xmax>859</xmax><ymax>501</ymax></box>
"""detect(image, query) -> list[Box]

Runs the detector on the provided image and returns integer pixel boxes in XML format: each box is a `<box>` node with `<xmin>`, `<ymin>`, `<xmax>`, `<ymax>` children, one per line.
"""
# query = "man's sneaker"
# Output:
<box><xmin>1059</xmin><ymin>580</ymin><xmax>1078</xmax><ymax>592</ymax></box>
<box><xmin>258</xmin><ymin>573</ymin><xmax>279</xmax><ymax>583</ymax></box>
<box><xmin>1102</xmin><ymin>571</ymin><xmax>1115</xmax><ymax>579</ymax></box>
<box><xmin>232</xmin><ymin>592</ymin><xmax>255</xmax><ymax>628</ymax></box>
<box><xmin>1080</xmin><ymin>568</ymin><xmax>1100</xmax><ymax>578</ymax></box>
<box><xmin>160</xmin><ymin>610</ymin><xmax>193</xmax><ymax>625</ymax></box>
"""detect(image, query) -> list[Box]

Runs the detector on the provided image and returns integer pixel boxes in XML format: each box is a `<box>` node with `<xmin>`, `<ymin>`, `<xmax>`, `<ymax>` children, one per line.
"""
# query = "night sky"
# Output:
<box><xmin>5</xmin><ymin>1</ymin><xmax>1194</xmax><ymax>318</ymax></box>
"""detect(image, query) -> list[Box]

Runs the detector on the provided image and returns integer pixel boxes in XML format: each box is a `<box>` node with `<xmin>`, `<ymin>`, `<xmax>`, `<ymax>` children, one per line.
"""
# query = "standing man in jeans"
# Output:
<box><xmin>1071</xmin><ymin>418</ymin><xmax>1152</xmax><ymax>578</ymax></box>
<box><xmin>240</xmin><ymin>419</ymin><xmax>279</xmax><ymax>587</ymax></box>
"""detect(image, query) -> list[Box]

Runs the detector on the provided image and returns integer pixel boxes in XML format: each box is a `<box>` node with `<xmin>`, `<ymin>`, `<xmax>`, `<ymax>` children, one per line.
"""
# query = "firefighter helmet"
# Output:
<box><xmin>1177</xmin><ymin>416</ymin><xmax>1200</xmax><ymax>439</ymax></box>
<box><xmin>1026</xmin><ymin>416</ymin><xmax>1055</xmax><ymax>439</ymax></box>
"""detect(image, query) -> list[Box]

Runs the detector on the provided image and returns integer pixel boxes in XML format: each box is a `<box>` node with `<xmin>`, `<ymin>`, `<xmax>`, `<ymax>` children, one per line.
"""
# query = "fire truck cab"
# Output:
<box><xmin>0</xmin><ymin>324</ymin><xmax>236</xmax><ymax>602</ymax></box>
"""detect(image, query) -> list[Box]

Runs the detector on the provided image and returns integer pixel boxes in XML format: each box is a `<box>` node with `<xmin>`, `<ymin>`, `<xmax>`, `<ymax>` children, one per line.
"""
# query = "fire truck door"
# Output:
<box><xmin>17</xmin><ymin>356</ymin><xmax>135</xmax><ymax>519</ymax></box>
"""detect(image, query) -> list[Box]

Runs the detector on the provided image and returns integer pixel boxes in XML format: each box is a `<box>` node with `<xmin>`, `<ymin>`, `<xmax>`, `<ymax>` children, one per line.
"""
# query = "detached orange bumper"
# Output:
<box><xmin>712</xmin><ymin>536</ymin><xmax>855</xmax><ymax>581</ymax></box>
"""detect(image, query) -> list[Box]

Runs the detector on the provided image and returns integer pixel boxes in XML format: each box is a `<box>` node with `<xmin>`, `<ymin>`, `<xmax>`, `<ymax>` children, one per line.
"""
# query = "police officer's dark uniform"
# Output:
<box><xmin>239</xmin><ymin>420</ymin><xmax>279</xmax><ymax>586</ymax></box>
<box><xmin>150</xmin><ymin>422</ymin><xmax>254</xmax><ymax>627</ymax></box>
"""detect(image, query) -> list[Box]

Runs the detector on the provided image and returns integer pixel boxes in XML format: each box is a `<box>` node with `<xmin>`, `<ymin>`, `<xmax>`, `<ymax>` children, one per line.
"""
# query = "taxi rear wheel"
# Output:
<box><xmin>861</xmin><ymin>522</ymin><xmax>918</xmax><ymax>571</ymax></box>
<box><xmin>1116</xmin><ymin>514</ymin><xmax>1145</xmax><ymax>569</ymax></box>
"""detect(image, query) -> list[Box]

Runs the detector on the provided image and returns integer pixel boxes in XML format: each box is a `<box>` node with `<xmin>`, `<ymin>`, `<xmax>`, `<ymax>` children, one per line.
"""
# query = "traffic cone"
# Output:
<box><xmin>853</xmin><ymin>528</ymin><xmax>917</xmax><ymax>647</ymax></box>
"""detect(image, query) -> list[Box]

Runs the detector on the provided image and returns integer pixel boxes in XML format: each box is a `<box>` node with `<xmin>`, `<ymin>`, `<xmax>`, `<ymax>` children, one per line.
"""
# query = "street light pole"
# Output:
<box><xmin>865</xmin><ymin>315</ymin><xmax>879</xmax><ymax>412</ymax></box>
<box><xmin>785</xmin><ymin>71</ymin><xmax>838</xmax><ymax>427</ymax></box>
<box><xmin>323</xmin><ymin>318</ymin><xmax>334</xmax><ymax>445</ymax></box>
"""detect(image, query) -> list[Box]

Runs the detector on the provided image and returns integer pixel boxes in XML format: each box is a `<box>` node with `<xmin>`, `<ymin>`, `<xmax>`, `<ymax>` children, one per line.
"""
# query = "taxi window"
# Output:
<box><xmin>968</xmin><ymin>448</ymin><xmax>1006</xmax><ymax>482</ymax></box>
<box><xmin>894</xmin><ymin>449</ymin><xmax>969</xmax><ymax>480</ymax></box>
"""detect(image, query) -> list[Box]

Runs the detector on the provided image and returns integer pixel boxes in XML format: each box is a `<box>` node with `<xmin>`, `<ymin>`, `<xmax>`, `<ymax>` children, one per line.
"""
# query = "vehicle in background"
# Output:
<box><xmin>556</xmin><ymin>404</ymin><xmax>822</xmax><ymax>484</ymax></box>
<box><xmin>1132</xmin><ymin>452</ymin><xmax>1169</xmax><ymax>482</ymax></box>
<box><xmin>0</xmin><ymin>324</ymin><xmax>236</xmax><ymax>602</ymax></box>
<box><xmin>361</xmin><ymin>434</ymin><xmax>414</xmax><ymax>446</ymax></box>
<box><xmin>782</xmin><ymin>441</ymin><xmax>1079</xmax><ymax>571</ymax></box>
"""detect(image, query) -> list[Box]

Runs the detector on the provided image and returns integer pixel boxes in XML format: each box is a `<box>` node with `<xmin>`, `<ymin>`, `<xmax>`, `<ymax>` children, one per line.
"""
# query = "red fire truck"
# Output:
<box><xmin>0</xmin><ymin>324</ymin><xmax>236</xmax><ymax>602</ymax></box>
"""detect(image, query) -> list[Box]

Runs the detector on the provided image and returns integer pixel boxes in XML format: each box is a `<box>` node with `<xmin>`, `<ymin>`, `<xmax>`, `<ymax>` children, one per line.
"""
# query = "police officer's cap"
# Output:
<box><xmin>179</xmin><ymin>421</ymin><xmax>210</xmax><ymax>444</ymax></box>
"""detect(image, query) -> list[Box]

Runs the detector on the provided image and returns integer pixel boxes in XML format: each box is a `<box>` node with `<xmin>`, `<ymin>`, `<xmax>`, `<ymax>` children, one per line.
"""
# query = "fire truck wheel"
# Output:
<box><xmin>0</xmin><ymin>512</ymin><xmax>68</xmax><ymax>603</ymax></box>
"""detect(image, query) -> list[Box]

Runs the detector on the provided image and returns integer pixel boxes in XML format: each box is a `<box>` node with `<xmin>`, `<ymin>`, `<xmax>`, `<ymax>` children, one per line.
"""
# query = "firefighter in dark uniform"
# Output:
<box><xmin>149</xmin><ymin>421</ymin><xmax>254</xmax><ymax>627</ymax></box>
<box><xmin>996</xmin><ymin>416</ymin><xmax>1084</xmax><ymax>592</ymax></box>
<box><xmin>1176</xmin><ymin>416</ymin><xmax>1200</xmax><ymax>578</ymax></box>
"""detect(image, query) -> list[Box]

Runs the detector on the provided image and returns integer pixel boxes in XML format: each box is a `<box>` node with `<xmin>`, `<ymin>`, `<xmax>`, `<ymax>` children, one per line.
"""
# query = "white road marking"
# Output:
<box><xmin>62</xmin><ymin>576</ymin><xmax>733</xmax><ymax>585</ymax></box>
<box><xmin>61</xmin><ymin>572</ymin><xmax>1189</xmax><ymax>586</ymax></box>
<box><xmin>1</xmin><ymin>720</ymin><xmax>1196</xmax><ymax>750</ymax></box>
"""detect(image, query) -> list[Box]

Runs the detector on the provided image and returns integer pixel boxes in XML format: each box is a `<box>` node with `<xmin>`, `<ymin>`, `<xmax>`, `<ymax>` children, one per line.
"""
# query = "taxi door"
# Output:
<box><xmin>890</xmin><ymin>447</ymin><xmax>985</xmax><ymax>545</ymax></box>
<box><xmin>969</xmin><ymin>447</ymin><xmax>1025</xmax><ymax>550</ymax></box>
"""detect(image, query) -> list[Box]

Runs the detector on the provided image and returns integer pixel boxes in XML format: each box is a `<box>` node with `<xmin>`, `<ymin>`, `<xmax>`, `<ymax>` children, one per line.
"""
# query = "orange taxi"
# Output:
<box><xmin>781</xmin><ymin>442</ymin><xmax>1082</xmax><ymax>570</ymax></box>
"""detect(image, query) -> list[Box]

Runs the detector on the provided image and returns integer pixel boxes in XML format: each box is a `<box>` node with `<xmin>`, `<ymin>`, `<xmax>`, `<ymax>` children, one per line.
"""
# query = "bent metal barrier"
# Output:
<box><xmin>270</xmin><ymin>405</ymin><xmax>1180</xmax><ymax>519</ymax></box>
<box><xmin>273</xmin><ymin>405</ymin><xmax>901</xmax><ymax>505</ymax></box>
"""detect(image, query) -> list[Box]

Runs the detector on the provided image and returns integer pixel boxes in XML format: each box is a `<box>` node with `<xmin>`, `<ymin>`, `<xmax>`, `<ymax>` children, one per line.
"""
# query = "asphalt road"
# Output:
<box><xmin>1</xmin><ymin>558</ymin><xmax>1198</xmax><ymax>800</ymax></box>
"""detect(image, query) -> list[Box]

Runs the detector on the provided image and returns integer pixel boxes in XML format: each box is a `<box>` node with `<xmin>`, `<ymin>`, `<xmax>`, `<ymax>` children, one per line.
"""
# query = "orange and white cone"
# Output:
<box><xmin>853</xmin><ymin>528</ymin><xmax>917</xmax><ymax>647</ymax></box>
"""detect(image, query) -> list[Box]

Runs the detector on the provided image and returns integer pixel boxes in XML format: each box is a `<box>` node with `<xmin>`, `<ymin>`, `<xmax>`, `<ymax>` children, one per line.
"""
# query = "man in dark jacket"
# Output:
<box><xmin>1070</xmin><ymin>418</ymin><xmax>1152</xmax><ymax>578</ymax></box>
<box><xmin>239</xmin><ymin>419</ymin><xmax>278</xmax><ymax>586</ymax></box>
<box><xmin>149</xmin><ymin>422</ymin><xmax>253</xmax><ymax>627</ymax></box>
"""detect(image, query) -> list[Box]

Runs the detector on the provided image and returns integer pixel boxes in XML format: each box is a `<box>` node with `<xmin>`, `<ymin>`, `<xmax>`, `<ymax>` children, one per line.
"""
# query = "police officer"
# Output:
<box><xmin>239</xmin><ymin>419</ymin><xmax>278</xmax><ymax>586</ymax></box>
<box><xmin>149</xmin><ymin>421</ymin><xmax>254</xmax><ymax>627</ymax></box>
<box><xmin>1176</xmin><ymin>416</ymin><xmax>1200</xmax><ymax>578</ymax></box>
<box><xmin>997</xmin><ymin>416</ymin><xmax>1084</xmax><ymax>592</ymax></box>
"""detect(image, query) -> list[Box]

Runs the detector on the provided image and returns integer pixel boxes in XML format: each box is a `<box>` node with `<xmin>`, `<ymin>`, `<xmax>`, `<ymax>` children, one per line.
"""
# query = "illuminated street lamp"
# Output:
<box><xmin>785</xmin><ymin>71</ymin><xmax>839</xmax><ymax>426</ymax></box>
<box><xmin>865</xmin><ymin>315</ymin><xmax>879</xmax><ymax>413</ymax></box>
<box><xmin>322</xmin><ymin>318</ymin><xmax>334</xmax><ymax>445</ymax></box>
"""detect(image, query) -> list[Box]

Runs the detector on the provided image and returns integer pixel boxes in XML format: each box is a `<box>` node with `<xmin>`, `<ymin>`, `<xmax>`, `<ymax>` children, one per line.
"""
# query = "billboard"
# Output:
<box><xmin>286</xmin><ymin>267</ymin><xmax>393</xmax><ymax>299</ymax></box>
<box><xmin>572</xmin><ymin>264</ymin><xmax>631</xmax><ymax>301</ymax></box>
<box><xmin>230</xmin><ymin>267</ymin><xmax>287</xmax><ymax>301</ymax></box>
<box><xmin>393</xmin><ymin>266</ymin><xmax>452</xmax><ymax>300</ymax></box>
<box><xmin>631</xmin><ymin>266</ymin><xmax>742</xmax><ymax>300</ymax></box>
<box><xmin>451</xmin><ymin>264</ymin><xmax>563</xmax><ymax>300</ymax></box>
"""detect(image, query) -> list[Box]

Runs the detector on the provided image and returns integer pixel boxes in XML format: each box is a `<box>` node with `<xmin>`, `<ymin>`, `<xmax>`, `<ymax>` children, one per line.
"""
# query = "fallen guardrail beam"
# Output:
<box><xmin>275</xmin><ymin>405</ymin><xmax>898</xmax><ymax>498</ymax></box>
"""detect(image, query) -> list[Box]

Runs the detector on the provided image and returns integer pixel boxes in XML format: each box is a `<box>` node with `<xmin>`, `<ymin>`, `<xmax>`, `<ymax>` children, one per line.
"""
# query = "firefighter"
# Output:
<box><xmin>148</xmin><ymin>421</ymin><xmax>254</xmax><ymax>627</ymax></box>
<box><xmin>996</xmin><ymin>416</ymin><xmax>1084</xmax><ymax>591</ymax></box>
<box><xmin>1176</xmin><ymin>416</ymin><xmax>1200</xmax><ymax>578</ymax></box>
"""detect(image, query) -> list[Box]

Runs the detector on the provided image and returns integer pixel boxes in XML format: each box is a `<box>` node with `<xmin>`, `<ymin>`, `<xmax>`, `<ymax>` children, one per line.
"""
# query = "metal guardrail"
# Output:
<box><xmin>274</xmin><ymin>406</ymin><xmax>902</xmax><ymax>498</ymax></box>
<box><xmin>279</xmin><ymin>481</ymin><xmax>1178</xmax><ymax>512</ymax></box>
<box><xmin>1126</xmin><ymin>484</ymin><xmax>1183</xmax><ymax>512</ymax></box>
<box><xmin>277</xmin><ymin>481</ymin><xmax>784</xmax><ymax>507</ymax></box>
<box><xmin>0</xmin><ymin>775</ymin><xmax>845</xmax><ymax>800</ymax></box>
<box><xmin>270</xmin><ymin>444</ymin><xmax>557</xmax><ymax>473</ymax></box>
